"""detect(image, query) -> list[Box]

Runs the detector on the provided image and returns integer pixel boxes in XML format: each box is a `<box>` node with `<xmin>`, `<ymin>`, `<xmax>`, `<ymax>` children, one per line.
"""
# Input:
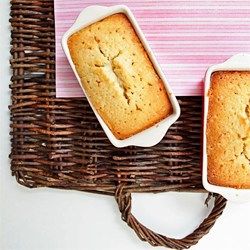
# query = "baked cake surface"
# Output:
<box><xmin>67</xmin><ymin>13</ymin><xmax>172</xmax><ymax>139</ymax></box>
<box><xmin>207</xmin><ymin>71</ymin><xmax>250</xmax><ymax>188</ymax></box>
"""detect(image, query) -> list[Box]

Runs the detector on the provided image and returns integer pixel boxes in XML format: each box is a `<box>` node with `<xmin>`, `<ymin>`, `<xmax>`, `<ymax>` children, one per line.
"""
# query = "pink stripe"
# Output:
<box><xmin>57</xmin><ymin>71</ymin><xmax>76</xmax><ymax>77</ymax></box>
<box><xmin>55</xmin><ymin>0</ymin><xmax>250</xmax><ymax>97</ymax></box>
<box><xmin>56</xmin><ymin>24</ymin><xmax>250</xmax><ymax>31</ymax></box>
<box><xmin>55</xmin><ymin>1</ymin><xmax>249</xmax><ymax>7</ymax></box>
<box><xmin>153</xmin><ymin>48</ymin><xmax>250</xmax><ymax>52</ymax></box>
<box><xmin>120</xmin><ymin>23</ymin><xmax>250</xmax><ymax>27</ymax></box>
<box><xmin>55</xmin><ymin>14</ymin><xmax>250</xmax><ymax>21</ymax></box>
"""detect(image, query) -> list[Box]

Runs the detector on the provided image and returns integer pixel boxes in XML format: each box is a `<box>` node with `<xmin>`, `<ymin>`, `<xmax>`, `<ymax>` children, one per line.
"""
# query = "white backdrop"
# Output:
<box><xmin>1</xmin><ymin>0</ymin><xmax>250</xmax><ymax>249</ymax></box>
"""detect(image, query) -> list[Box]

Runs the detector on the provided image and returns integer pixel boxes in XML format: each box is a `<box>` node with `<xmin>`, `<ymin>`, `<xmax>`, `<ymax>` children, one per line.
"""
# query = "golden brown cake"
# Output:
<box><xmin>207</xmin><ymin>71</ymin><xmax>250</xmax><ymax>188</ymax></box>
<box><xmin>67</xmin><ymin>13</ymin><xmax>172</xmax><ymax>139</ymax></box>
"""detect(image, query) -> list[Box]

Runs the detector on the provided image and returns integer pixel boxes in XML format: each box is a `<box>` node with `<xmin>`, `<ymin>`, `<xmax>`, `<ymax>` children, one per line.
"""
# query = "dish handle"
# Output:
<box><xmin>218</xmin><ymin>53</ymin><xmax>250</xmax><ymax>67</ymax></box>
<box><xmin>68</xmin><ymin>5</ymin><xmax>109</xmax><ymax>32</ymax></box>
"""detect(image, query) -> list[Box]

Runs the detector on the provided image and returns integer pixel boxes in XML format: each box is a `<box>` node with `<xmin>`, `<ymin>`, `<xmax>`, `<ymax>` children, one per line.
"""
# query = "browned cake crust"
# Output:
<box><xmin>67</xmin><ymin>13</ymin><xmax>172</xmax><ymax>139</ymax></box>
<box><xmin>207</xmin><ymin>71</ymin><xmax>250</xmax><ymax>188</ymax></box>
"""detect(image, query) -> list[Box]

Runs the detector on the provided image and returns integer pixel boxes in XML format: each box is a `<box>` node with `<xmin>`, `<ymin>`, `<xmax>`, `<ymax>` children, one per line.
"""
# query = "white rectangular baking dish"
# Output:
<box><xmin>61</xmin><ymin>5</ymin><xmax>180</xmax><ymax>148</ymax></box>
<box><xmin>203</xmin><ymin>53</ymin><xmax>250</xmax><ymax>202</ymax></box>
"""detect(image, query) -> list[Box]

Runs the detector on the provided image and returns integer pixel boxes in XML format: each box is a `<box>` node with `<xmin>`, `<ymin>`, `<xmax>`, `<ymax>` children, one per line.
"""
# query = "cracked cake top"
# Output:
<box><xmin>67</xmin><ymin>13</ymin><xmax>172</xmax><ymax>139</ymax></box>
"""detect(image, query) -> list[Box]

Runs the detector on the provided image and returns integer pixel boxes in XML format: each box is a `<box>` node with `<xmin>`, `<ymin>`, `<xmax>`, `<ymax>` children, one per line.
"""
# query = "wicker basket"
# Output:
<box><xmin>9</xmin><ymin>0</ymin><xmax>227</xmax><ymax>249</ymax></box>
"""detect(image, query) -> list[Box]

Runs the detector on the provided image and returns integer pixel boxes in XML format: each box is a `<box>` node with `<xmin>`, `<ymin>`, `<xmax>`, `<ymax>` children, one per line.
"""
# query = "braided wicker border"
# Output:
<box><xmin>115</xmin><ymin>185</ymin><xmax>226</xmax><ymax>249</ymax></box>
<box><xmin>9</xmin><ymin>0</ymin><xmax>227</xmax><ymax>249</ymax></box>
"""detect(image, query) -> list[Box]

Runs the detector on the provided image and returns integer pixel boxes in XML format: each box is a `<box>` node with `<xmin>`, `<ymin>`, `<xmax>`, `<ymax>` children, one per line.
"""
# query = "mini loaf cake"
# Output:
<box><xmin>207</xmin><ymin>71</ymin><xmax>250</xmax><ymax>188</ymax></box>
<box><xmin>67</xmin><ymin>13</ymin><xmax>172</xmax><ymax>139</ymax></box>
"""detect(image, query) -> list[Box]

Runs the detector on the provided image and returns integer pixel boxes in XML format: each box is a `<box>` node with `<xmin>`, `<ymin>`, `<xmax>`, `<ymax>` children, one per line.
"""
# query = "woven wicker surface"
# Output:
<box><xmin>9</xmin><ymin>0</ymin><xmax>227</xmax><ymax>249</ymax></box>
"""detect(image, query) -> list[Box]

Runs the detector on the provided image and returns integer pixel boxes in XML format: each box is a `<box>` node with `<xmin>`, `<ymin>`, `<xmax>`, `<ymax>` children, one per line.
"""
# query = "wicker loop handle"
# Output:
<box><xmin>115</xmin><ymin>184</ymin><xmax>227</xmax><ymax>250</ymax></box>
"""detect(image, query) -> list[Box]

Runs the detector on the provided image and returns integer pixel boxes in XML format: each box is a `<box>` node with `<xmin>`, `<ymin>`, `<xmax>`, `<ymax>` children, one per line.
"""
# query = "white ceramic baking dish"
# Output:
<box><xmin>203</xmin><ymin>53</ymin><xmax>250</xmax><ymax>202</ymax></box>
<box><xmin>61</xmin><ymin>5</ymin><xmax>180</xmax><ymax>148</ymax></box>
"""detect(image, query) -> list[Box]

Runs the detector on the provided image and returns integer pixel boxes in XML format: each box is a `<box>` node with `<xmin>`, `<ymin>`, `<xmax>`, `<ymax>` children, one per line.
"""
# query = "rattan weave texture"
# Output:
<box><xmin>9</xmin><ymin>0</ymin><xmax>227</xmax><ymax>249</ymax></box>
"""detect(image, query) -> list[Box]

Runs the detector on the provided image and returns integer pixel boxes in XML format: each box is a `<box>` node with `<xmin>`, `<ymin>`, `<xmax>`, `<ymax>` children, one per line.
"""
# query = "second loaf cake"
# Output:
<box><xmin>67</xmin><ymin>13</ymin><xmax>172</xmax><ymax>139</ymax></box>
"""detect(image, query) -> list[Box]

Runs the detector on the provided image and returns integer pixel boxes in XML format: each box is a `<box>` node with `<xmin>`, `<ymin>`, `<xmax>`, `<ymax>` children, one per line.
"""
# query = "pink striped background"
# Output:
<box><xmin>55</xmin><ymin>0</ymin><xmax>250</xmax><ymax>97</ymax></box>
